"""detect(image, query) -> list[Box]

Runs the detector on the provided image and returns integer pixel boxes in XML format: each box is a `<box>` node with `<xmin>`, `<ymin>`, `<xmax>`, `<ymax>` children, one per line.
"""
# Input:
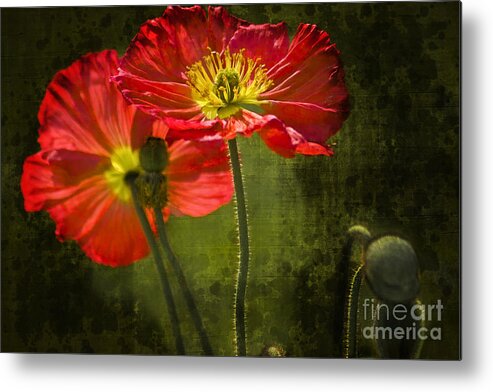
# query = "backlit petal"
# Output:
<box><xmin>76</xmin><ymin>197</ymin><xmax>150</xmax><ymax>267</ymax></box>
<box><xmin>21</xmin><ymin>150</ymin><xmax>108</xmax><ymax>211</ymax></box>
<box><xmin>21</xmin><ymin>151</ymin><xmax>149</xmax><ymax>267</ymax></box>
<box><xmin>38</xmin><ymin>50</ymin><xmax>143</xmax><ymax>156</ymax></box>
<box><xmin>166</xmin><ymin>139</ymin><xmax>233</xmax><ymax>217</ymax></box>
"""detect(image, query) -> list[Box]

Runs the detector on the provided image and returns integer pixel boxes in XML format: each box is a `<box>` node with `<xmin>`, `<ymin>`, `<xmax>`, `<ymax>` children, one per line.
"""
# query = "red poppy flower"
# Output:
<box><xmin>21</xmin><ymin>50</ymin><xmax>233</xmax><ymax>267</ymax></box>
<box><xmin>115</xmin><ymin>5</ymin><xmax>349</xmax><ymax>158</ymax></box>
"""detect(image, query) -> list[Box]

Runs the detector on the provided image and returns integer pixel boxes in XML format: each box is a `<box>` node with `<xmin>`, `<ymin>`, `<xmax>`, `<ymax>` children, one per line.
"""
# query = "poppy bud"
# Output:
<box><xmin>364</xmin><ymin>236</ymin><xmax>420</xmax><ymax>303</ymax></box>
<box><xmin>139</xmin><ymin>137</ymin><xmax>168</xmax><ymax>173</ymax></box>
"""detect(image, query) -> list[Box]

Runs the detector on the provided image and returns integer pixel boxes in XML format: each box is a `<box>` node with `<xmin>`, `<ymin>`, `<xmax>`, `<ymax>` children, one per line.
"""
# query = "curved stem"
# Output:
<box><xmin>128</xmin><ymin>179</ymin><xmax>185</xmax><ymax>355</ymax></box>
<box><xmin>154</xmin><ymin>207</ymin><xmax>214</xmax><ymax>356</ymax></box>
<box><xmin>228</xmin><ymin>138</ymin><xmax>250</xmax><ymax>357</ymax></box>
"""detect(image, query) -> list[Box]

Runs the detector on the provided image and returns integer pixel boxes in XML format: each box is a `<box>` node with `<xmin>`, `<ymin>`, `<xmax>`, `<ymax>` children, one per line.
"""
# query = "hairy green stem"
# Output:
<box><xmin>228</xmin><ymin>138</ymin><xmax>250</xmax><ymax>357</ymax></box>
<box><xmin>342</xmin><ymin>225</ymin><xmax>372</xmax><ymax>358</ymax></box>
<box><xmin>128</xmin><ymin>177</ymin><xmax>185</xmax><ymax>355</ymax></box>
<box><xmin>154</xmin><ymin>207</ymin><xmax>214</xmax><ymax>356</ymax></box>
<box><xmin>344</xmin><ymin>264</ymin><xmax>364</xmax><ymax>358</ymax></box>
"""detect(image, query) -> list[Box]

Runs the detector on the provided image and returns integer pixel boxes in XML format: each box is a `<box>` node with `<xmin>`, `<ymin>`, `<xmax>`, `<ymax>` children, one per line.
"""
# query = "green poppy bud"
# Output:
<box><xmin>364</xmin><ymin>236</ymin><xmax>420</xmax><ymax>303</ymax></box>
<box><xmin>139</xmin><ymin>137</ymin><xmax>168</xmax><ymax>173</ymax></box>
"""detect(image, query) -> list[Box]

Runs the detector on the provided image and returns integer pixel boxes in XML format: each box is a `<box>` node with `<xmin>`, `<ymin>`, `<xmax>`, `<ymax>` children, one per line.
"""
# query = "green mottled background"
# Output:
<box><xmin>1</xmin><ymin>2</ymin><xmax>460</xmax><ymax>358</ymax></box>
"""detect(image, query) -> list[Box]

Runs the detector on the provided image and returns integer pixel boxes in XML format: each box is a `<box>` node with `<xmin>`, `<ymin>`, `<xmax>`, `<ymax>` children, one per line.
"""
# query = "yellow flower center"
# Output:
<box><xmin>104</xmin><ymin>146</ymin><xmax>140</xmax><ymax>202</ymax></box>
<box><xmin>186</xmin><ymin>48</ymin><xmax>273</xmax><ymax>119</ymax></box>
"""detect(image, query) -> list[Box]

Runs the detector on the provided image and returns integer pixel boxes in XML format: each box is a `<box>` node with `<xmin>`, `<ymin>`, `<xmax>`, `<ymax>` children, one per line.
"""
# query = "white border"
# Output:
<box><xmin>2</xmin><ymin>0</ymin><xmax>493</xmax><ymax>390</ymax></box>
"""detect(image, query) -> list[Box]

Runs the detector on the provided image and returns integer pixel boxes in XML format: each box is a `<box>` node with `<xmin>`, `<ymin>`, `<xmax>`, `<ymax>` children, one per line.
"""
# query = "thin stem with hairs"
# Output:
<box><xmin>342</xmin><ymin>225</ymin><xmax>372</xmax><ymax>358</ymax></box>
<box><xmin>227</xmin><ymin>138</ymin><xmax>250</xmax><ymax>356</ymax></box>
<box><xmin>127</xmin><ymin>174</ymin><xmax>185</xmax><ymax>355</ymax></box>
<box><xmin>154</xmin><ymin>206</ymin><xmax>214</xmax><ymax>355</ymax></box>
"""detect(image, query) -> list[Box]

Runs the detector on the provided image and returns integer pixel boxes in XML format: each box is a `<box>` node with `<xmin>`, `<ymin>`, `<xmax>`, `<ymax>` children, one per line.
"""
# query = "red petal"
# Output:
<box><xmin>223</xmin><ymin>110</ymin><xmax>268</xmax><ymax>138</ymax></box>
<box><xmin>258</xmin><ymin>118</ymin><xmax>297</xmax><ymax>158</ymax></box>
<box><xmin>38</xmin><ymin>50</ymin><xmax>147</xmax><ymax>156</ymax></box>
<box><xmin>261</xmin><ymin>24</ymin><xmax>348</xmax><ymax>134</ymax></box>
<box><xmin>166</xmin><ymin>139</ymin><xmax>233</xmax><ymax>217</ymax></box>
<box><xmin>121</xmin><ymin>6</ymin><xmax>208</xmax><ymax>82</ymax></box>
<box><xmin>22</xmin><ymin>151</ymin><xmax>149</xmax><ymax>267</ymax></box>
<box><xmin>267</xmin><ymin>24</ymin><xmax>335</xmax><ymax>84</ymax></box>
<box><xmin>264</xmin><ymin>47</ymin><xmax>347</xmax><ymax>107</ymax></box>
<box><xmin>114</xmin><ymin>76</ymin><xmax>201</xmax><ymax>120</ymax></box>
<box><xmin>150</xmin><ymin>117</ymin><xmax>169</xmax><ymax>140</ymax></box>
<box><xmin>295</xmin><ymin>141</ymin><xmax>334</xmax><ymax>156</ymax></box>
<box><xmin>116</xmin><ymin>6</ymin><xmax>209</xmax><ymax>120</ymax></box>
<box><xmin>21</xmin><ymin>150</ymin><xmax>108</xmax><ymax>211</ymax></box>
<box><xmin>165</xmin><ymin>118</ymin><xmax>225</xmax><ymax>140</ymax></box>
<box><xmin>229</xmin><ymin>22</ymin><xmax>289</xmax><ymax>69</ymax></box>
<box><xmin>263</xmin><ymin>100</ymin><xmax>347</xmax><ymax>144</ymax></box>
<box><xmin>75</xmin><ymin>197</ymin><xmax>150</xmax><ymax>267</ymax></box>
<box><xmin>165</xmin><ymin>110</ymin><xmax>267</xmax><ymax>141</ymax></box>
<box><xmin>207</xmin><ymin>6</ymin><xmax>249</xmax><ymax>51</ymax></box>
<box><xmin>255</xmin><ymin>115</ymin><xmax>333</xmax><ymax>158</ymax></box>
<box><xmin>130</xmin><ymin>109</ymin><xmax>160</xmax><ymax>149</ymax></box>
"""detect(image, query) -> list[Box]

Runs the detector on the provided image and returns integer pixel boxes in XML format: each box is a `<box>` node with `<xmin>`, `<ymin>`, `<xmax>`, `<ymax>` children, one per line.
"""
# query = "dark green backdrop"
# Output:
<box><xmin>1</xmin><ymin>2</ymin><xmax>460</xmax><ymax>358</ymax></box>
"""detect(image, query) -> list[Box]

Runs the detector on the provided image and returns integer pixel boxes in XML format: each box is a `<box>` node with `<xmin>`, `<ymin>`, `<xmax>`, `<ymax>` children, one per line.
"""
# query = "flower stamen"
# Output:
<box><xmin>186</xmin><ymin>48</ymin><xmax>273</xmax><ymax>119</ymax></box>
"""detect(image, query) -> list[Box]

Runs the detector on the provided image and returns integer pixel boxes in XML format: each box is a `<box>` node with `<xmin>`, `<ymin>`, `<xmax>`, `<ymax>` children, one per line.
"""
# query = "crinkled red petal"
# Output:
<box><xmin>263</xmin><ymin>36</ymin><xmax>347</xmax><ymax>108</ymax></box>
<box><xmin>259</xmin><ymin>24</ymin><xmax>349</xmax><ymax>146</ymax></box>
<box><xmin>228</xmin><ymin>22</ymin><xmax>290</xmax><ymax>69</ymax></box>
<box><xmin>115</xmin><ymin>6</ymin><xmax>210</xmax><ymax>122</ymax></box>
<box><xmin>207</xmin><ymin>6</ymin><xmax>249</xmax><ymax>51</ymax></box>
<box><xmin>120</xmin><ymin>6</ymin><xmax>208</xmax><ymax>82</ymax></box>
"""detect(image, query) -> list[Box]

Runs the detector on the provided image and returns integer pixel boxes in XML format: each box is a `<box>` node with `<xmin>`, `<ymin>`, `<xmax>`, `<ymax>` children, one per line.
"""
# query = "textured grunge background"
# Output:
<box><xmin>1</xmin><ymin>2</ymin><xmax>460</xmax><ymax>358</ymax></box>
